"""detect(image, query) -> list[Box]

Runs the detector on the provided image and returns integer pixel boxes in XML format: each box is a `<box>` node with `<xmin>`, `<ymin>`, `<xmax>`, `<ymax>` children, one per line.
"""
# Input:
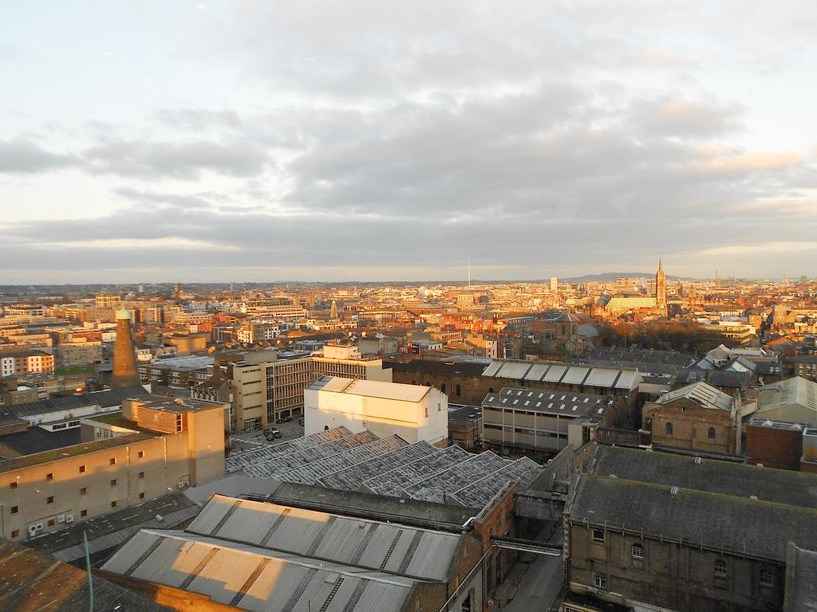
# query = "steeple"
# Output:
<box><xmin>655</xmin><ymin>259</ymin><xmax>667</xmax><ymax>314</ymax></box>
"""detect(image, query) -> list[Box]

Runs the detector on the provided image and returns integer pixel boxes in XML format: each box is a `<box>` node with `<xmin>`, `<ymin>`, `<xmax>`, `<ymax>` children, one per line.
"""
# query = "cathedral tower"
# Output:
<box><xmin>655</xmin><ymin>259</ymin><xmax>667</xmax><ymax>314</ymax></box>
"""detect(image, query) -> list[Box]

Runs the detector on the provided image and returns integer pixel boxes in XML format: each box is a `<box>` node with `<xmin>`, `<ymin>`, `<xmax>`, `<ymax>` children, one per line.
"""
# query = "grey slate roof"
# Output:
<box><xmin>483</xmin><ymin>387</ymin><xmax>615</xmax><ymax>419</ymax></box>
<box><xmin>588</xmin><ymin>445</ymin><xmax>817</xmax><ymax>510</ymax></box>
<box><xmin>568</xmin><ymin>474</ymin><xmax>817</xmax><ymax>562</ymax></box>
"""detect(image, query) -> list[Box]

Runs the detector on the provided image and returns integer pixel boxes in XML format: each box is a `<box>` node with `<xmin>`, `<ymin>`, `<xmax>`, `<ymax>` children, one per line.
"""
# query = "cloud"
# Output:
<box><xmin>0</xmin><ymin>137</ymin><xmax>76</xmax><ymax>173</ymax></box>
<box><xmin>81</xmin><ymin>139</ymin><xmax>269</xmax><ymax>179</ymax></box>
<box><xmin>630</xmin><ymin>97</ymin><xmax>744</xmax><ymax>138</ymax></box>
<box><xmin>687</xmin><ymin>149</ymin><xmax>802</xmax><ymax>175</ymax></box>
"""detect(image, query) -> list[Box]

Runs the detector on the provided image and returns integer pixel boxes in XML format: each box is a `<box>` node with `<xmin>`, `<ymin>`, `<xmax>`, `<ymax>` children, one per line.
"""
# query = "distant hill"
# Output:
<box><xmin>565</xmin><ymin>272</ymin><xmax>691</xmax><ymax>282</ymax></box>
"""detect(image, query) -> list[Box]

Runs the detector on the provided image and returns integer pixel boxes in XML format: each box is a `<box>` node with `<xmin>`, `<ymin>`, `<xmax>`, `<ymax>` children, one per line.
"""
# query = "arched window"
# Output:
<box><xmin>455</xmin><ymin>384</ymin><xmax>461</xmax><ymax>397</ymax></box>
<box><xmin>440</xmin><ymin>383</ymin><xmax>446</xmax><ymax>394</ymax></box>
<box><xmin>665</xmin><ymin>422</ymin><xmax>673</xmax><ymax>435</ymax></box>
<box><xmin>426</xmin><ymin>382</ymin><xmax>432</xmax><ymax>387</ymax></box>
<box><xmin>708</xmin><ymin>427</ymin><xmax>716</xmax><ymax>439</ymax></box>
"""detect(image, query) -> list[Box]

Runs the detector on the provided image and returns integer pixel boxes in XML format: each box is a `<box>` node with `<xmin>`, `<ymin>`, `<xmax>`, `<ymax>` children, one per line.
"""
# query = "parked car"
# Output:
<box><xmin>263</xmin><ymin>427</ymin><xmax>282</xmax><ymax>440</ymax></box>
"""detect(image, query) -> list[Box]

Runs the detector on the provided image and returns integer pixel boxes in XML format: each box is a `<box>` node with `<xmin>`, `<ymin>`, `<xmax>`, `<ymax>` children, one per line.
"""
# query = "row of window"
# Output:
<box><xmin>591</xmin><ymin>530</ymin><xmax>774</xmax><ymax>587</ymax></box>
<box><xmin>7</xmin><ymin>452</ymin><xmax>147</xmax><ymax>488</ymax></box>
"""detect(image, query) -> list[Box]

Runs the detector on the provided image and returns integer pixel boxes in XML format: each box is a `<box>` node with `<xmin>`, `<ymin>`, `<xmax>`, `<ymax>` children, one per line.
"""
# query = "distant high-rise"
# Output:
<box><xmin>655</xmin><ymin>259</ymin><xmax>667</xmax><ymax>313</ymax></box>
<box><xmin>112</xmin><ymin>309</ymin><xmax>139</xmax><ymax>390</ymax></box>
<box><xmin>550</xmin><ymin>276</ymin><xmax>558</xmax><ymax>292</ymax></box>
<box><xmin>330</xmin><ymin>300</ymin><xmax>338</xmax><ymax>319</ymax></box>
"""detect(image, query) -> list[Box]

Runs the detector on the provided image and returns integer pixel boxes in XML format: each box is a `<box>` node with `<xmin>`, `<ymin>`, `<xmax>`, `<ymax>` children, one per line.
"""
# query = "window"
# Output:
<box><xmin>46</xmin><ymin>473</ymin><xmax>53</xmax><ymax>481</ymax></box>
<box><xmin>111</xmin><ymin>501</ymin><xmax>118</xmax><ymax>508</ymax></box>
<box><xmin>632</xmin><ymin>543</ymin><xmax>644</xmax><ymax>560</ymax></box>
<box><xmin>440</xmin><ymin>383</ymin><xmax>446</xmax><ymax>394</ymax></box>
<box><xmin>11</xmin><ymin>529</ymin><xmax>19</xmax><ymax>538</ymax></box>
<box><xmin>47</xmin><ymin>496</ymin><xmax>54</xmax><ymax>504</ymax></box>
<box><xmin>594</xmin><ymin>574</ymin><xmax>607</xmax><ymax>589</ymax></box>
<box><xmin>80</xmin><ymin>487</ymin><xmax>87</xmax><ymax>495</ymax></box>
<box><xmin>759</xmin><ymin>568</ymin><xmax>773</xmax><ymax>587</ymax></box>
<box><xmin>665</xmin><ymin>422</ymin><xmax>673</xmax><ymax>435</ymax></box>
<box><xmin>109</xmin><ymin>458</ymin><xmax>117</xmax><ymax>466</ymax></box>
<box><xmin>9</xmin><ymin>481</ymin><xmax>17</xmax><ymax>489</ymax></box>
<box><xmin>715</xmin><ymin>559</ymin><xmax>727</xmax><ymax>578</ymax></box>
<box><xmin>138</xmin><ymin>472</ymin><xmax>145</xmax><ymax>479</ymax></box>
<box><xmin>708</xmin><ymin>427</ymin><xmax>716</xmax><ymax>439</ymax></box>
<box><xmin>110</xmin><ymin>479</ymin><xmax>117</xmax><ymax>487</ymax></box>
<box><xmin>11</xmin><ymin>506</ymin><xmax>18</xmax><ymax>514</ymax></box>
<box><xmin>456</xmin><ymin>384</ymin><xmax>461</xmax><ymax>397</ymax></box>
<box><xmin>80</xmin><ymin>509</ymin><xmax>88</xmax><ymax>517</ymax></box>
<box><xmin>79</xmin><ymin>465</ymin><xmax>86</xmax><ymax>473</ymax></box>
<box><xmin>137</xmin><ymin>451</ymin><xmax>145</xmax><ymax>459</ymax></box>
<box><xmin>139</xmin><ymin>492</ymin><xmax>145</xmax><ymax>500</ymax></box>
<box><xmin>592</xmin><ymin>528</ymin><xmax>605</xmax><ymax>543</ymax></box>
<box><xmin>48</xmin><ymin>519</ymin><xmax>56</xmax><ymax>527</ymax></box>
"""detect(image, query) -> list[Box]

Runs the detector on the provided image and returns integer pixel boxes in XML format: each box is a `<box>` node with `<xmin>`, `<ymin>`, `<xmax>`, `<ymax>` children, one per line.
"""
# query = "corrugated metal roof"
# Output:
<box><xmin>186</xmin><ymin>495</ymin><xmax>461</xmax><ymax>582</ymax></box>
<box><xmin>614</xmin><ymin>370</ymin><xmax>642</xmax><ymax>390</ymax></box>
<box><xmin>542</xmin><ymin>364</ymin><xmax>568</xmax><ymax>383</ymax></box>
<box><xmin>494</xmin><ymin>362</ymin><xmax>533</xmax><ymax>380</ymax></box>
<box><xmin>584</xmin><ymin>367</ymin><xmax>620</xmax><ymax>388</ymax></box>
<box><xmin>657</xmin><ymin>381</ymin><xmax>733</xmax><ymax>411</ymax></box>
<box><xmin>523</xmin><ymin>363</ymin><xmax>551</xmax><ymax>381</ymax></box>
<box><xmin>561</xmin><ymin>366</ymin><xmax>590</xmax><ymax>385</ymax></box>
<box><xmin>103</xmin><ymin>529</ymin><xmax>417</xmax><ymax>612</ymax></box>
<box><xmin>481</xmin><ymin>361</ymin><xmax>504</xmax><ymax>377</ymax></box>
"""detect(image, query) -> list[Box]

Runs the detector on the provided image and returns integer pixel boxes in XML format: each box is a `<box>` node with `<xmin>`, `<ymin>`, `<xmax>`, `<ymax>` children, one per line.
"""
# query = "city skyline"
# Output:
<box><xmin>2</xmin><ymin>2</ymin><xmax>817</xmax><ymax>283</ymax></box>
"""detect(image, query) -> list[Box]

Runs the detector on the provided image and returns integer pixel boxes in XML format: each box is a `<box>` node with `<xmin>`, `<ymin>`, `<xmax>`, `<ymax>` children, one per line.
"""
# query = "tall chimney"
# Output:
<box><xmin>112</xmin><ymin>308</ymin><xmax>139</xmax><ymax>390</ymax></box>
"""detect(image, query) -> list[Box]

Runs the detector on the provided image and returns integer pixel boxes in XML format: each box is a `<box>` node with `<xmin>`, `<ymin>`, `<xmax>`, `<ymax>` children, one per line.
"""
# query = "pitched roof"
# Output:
<box><xmin>656</xmin><ymin>381</ymin><xmax>733</xmax><ymax>411</ymax></box>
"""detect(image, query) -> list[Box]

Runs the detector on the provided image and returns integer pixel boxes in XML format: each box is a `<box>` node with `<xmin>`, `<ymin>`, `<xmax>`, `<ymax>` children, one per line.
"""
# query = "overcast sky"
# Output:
<box><xmin>1</xmin><ymin>1</ymin><xmax>816</xmax><ymax>284</ymax></box>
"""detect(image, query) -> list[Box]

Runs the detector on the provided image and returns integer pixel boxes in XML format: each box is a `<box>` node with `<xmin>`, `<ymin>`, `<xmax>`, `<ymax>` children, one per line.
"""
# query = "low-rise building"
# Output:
<box><xmin>643</xmin><ymin>381</ymin><xmax>740</xmax><ymax>455</ymax></box>
<box><xmin>0</xmin><ymin>394</ymin><xmax>226</xmax><ymax>542</ymax></box>
<box><xmin>305</xmin><ymin>376</ymin><xmax>448</xmax><ymax>446</ymax></box>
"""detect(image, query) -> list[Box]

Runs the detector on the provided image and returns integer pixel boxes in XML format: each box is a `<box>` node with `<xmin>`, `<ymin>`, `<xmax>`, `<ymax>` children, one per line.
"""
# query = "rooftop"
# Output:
<box><xmin>483</xmin><ymin>387</ymin><xmax>615</xmax><ymax>419</ymax></box>
<box><xmin>310</xmin><ymin>376</ymin><xmax>431</xmax><ymax>403</ymax></box>
<box><xmin>655</xmin><ymin>381</ymin><xmax>734</xmax><ymax>411</ymax></box>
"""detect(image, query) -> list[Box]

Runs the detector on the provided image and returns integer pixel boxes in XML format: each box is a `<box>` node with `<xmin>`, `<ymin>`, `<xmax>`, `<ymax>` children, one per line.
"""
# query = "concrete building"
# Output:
<box><xmin>643</xmin><ymin>381</ymin><xmax>741</xmax><ymax>455</ymax></box>
<box><xmin>223</xmin><ymin>349</ymin><xmax>392</xmax><ymax>431</ymax></box>
<box><xmin>305</xmin><ymin>376</ymin><xmax>448</xmax><ymax>446</ymax></box>
<box><xmin>0</xmin><ymin>350</ymin><xmax>54</xmax><ymax>377</ymax></box>
<box><xmin>0</xmin><ymin>394</ymin><xmax>226</xmax><ymax>542</ymax></box>
<box><xmin>482</xmin><ymin>387</ymin><xmax>620</xmax><ymax>454</ymax></box>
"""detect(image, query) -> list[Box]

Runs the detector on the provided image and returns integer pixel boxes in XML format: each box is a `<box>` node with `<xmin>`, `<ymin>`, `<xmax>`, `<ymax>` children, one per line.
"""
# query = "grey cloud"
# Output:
<box><xmin>82</xmin><ymin>139</ymin><xmax>269</xmax><ymax>178</ymax></box>
<box><xmin>629</xmin><ymin>97</ymin><xmax>744</xmax><ymax>138</ymax></box>
<box><xmin>0</xmin><ymin>137</ymin><xmax>76</xmax><ymax>173</ymax></box>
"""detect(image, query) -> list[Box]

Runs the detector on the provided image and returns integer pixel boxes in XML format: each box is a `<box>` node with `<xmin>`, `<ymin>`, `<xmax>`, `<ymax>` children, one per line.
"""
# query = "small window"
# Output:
<box><xmin>9</xmin><ymin>481</ymin><xmax>17</xmax><ymax>489</ymax></box>
<box><xmin>109</xmin><ymin>458</ymin><xmax>117</xmax><ymax>466</ymax></box>
<box><xmin>665</xmin><ymin>422</ymin><xmax>673</xmax><ymax>435</ymax></box>
<box><xmin>592</xmin><ymin>528</ymin><xmax>605</xmax><ymax>543</ymax></box>
<box><xmin>708</xmin><ymin>427</ymin><xmax>716</xmax><ymax>439</ymax></box>
<box><xmin>47</xmin><ymin>496</ymin><xmax>54</xmax><ymax>504</ymax></box>
<box><xmin>594</xmin><ymin>574</ymin><xmax>607</xmax><ymax>589</ymax></box>
<box><xmin>632</xmin><ymin>543</ymin><xmax>644</xmax><ymax>560</ymax></box>
<box><xmin>111</xmin><ymin>501</ymin><xmax>118</xmax><ymax>508</ymax></box>
<box><xmin>137</xmin><ymin>451</ymin><xmax>145</xmax><ymax>458</ymax></box>
<box><xmin>11</xmin><ymin>506</ymin><xmax>18</xmax><ymax>514</ymax></box>
<box><xmin>48</xmin><ymin>519</ymin><xmax>56</xmax><ymax>527</ymax></box>
<box><xmin>110</xmin><ymin>479</ymin><xmax>117</xmax><ymax>487</ymax></box>
<box><xmin>138</xmin><ymin>472</ymin><xmax>145</xmax><ymax>479</ymax></box>
<box><xmin>139</xmin><ymin>492</ymin><xmax>145</xmax><ymax>500</ymax></box>
<box><xmin>46</xmin><ymin>473</ymin><xmax>53</xmax><ymax>481</ymax></box>
<box><xmin>715</xmin><ymin>559</ymin><xmax>727</xmax><ymax>578</ymax></box>
<box><xmin>11</xmin><ymin>529</ymin><xmax>19</xmax><ymax>538</ymax></box>
<box><xmin>80</xmin><ymin>487</ymin><xmax>87</xmax><ymax>495</ymax></box>
<box><xmin>79</xmin><ymin>465</ymin><xmax>86</xmax><ymax>473</ymax></box>
<box><xmin>80</xmin><ymin>509</ymin><xmax>88</xmax><ymax>517</ymax></box>
<box><xmin>759</xmin><ymin>568</ymin><xmax>773</xmax><ymax>587</ymax></box>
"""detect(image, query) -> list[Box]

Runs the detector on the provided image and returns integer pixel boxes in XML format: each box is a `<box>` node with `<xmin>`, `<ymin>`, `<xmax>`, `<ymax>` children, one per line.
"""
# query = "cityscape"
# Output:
<box><xmin>2</xmin><ymin>2</ymin><xmax>817</xmax><ymax>612</ymax></box>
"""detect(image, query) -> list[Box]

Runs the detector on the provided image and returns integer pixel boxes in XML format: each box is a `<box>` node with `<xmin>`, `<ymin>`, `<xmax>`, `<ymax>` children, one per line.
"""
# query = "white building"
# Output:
<box><xmin>304</xmin><ymin>376</ymin><xmax>448</xmax><ymax>446</ymax></box>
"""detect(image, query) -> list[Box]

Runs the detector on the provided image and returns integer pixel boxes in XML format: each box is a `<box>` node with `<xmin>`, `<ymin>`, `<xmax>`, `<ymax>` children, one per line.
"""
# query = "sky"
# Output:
<box><xmin>1</xmin><ymin>1</ymin><xmax>816</xmax><ymax>284</ymax></box>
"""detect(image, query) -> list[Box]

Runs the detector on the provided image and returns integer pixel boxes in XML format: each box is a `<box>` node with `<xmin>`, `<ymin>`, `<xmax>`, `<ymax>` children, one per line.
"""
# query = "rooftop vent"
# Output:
<box><xmin>670</xmin><ymin>486</ymin><xmax>679</xmax><ymax>496</ymax></box>
<box><xmin>694</xmin><ymin>456</ymin><xmax>702</xmax><ymax>465</ymax></box>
